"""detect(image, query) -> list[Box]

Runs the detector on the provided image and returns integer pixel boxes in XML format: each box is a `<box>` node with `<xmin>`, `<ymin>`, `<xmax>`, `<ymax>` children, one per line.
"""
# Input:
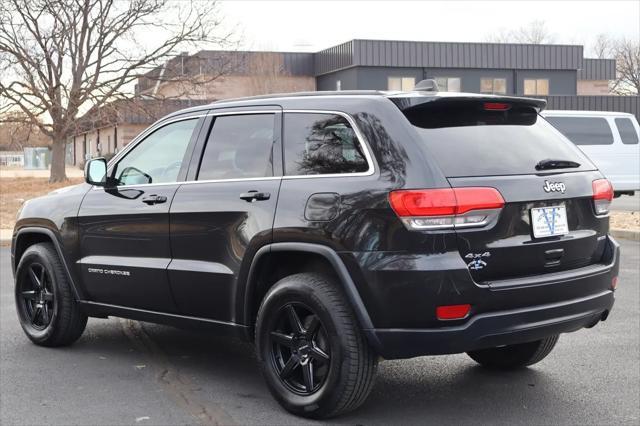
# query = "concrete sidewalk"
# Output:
<box><xmin>0</xmin><ymin>229</ymin><xmax>11</xmax><ymax>243</ymax></box>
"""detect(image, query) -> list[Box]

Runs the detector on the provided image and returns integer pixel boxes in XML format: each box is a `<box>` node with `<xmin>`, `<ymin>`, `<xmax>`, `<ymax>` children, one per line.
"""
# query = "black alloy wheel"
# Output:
<box><xmin>15</xmin><ymin>243</ymin><xmax>87</xmax><ymax>347</ymax></box>
<box><xmin>268</xmin><ymin>303</ymin><xmax>331</xmax><ymax>395</ymax></box>
<box><xmin>18</xmin><ymin>262</ymin><xmax>55</xmax><ymax>330</ymax></box>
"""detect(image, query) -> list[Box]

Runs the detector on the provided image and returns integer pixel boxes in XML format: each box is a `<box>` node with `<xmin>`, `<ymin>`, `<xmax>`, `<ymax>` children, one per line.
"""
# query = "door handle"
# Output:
<box><xmin>142</xmin><ymin>194</ymin><xmax>167</xmax><ymax>205</ymax></box>
<box><xmin>239</xmin><ymin>190</ymin><xmax>271</xmax><ymax>202</ymax></box>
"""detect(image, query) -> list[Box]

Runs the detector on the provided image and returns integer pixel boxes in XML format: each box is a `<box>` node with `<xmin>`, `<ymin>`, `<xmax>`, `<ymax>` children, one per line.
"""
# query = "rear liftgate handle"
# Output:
<box><xmin>240</xmin><ymin>190</ymin><xmax>271</xmax><ymax>202</ymax></box>
<box><xmin>544</xmin><ymin>248</ymin><xmax>564</xmax><ymax>267</ymax></box>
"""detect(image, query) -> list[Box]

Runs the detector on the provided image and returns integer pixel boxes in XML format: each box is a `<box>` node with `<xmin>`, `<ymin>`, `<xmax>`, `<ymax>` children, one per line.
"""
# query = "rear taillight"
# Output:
<box><xmin>389</xmin><ymin>187</ymin><xmax>504</xmax><ymax>230</ymax></box>
<box><xmin>592</xmin><ymin>179</ymin><xmax>613</xmax><ymax>216</ymax></box>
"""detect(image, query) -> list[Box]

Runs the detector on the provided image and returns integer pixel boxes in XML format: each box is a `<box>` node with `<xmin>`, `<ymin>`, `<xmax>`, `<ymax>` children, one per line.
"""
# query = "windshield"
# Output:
<box><xmin>403</xmin><ymin>102</ymin><xmax>596</xmax><ymax>177</ymax></box>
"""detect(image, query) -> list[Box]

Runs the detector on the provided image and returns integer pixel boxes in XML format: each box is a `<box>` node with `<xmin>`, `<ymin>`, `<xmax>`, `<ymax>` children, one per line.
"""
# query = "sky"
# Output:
<box><xmin>218</xmin><ymin>0</ymin><xmax>640</xmax><ymax>55</ymax></box>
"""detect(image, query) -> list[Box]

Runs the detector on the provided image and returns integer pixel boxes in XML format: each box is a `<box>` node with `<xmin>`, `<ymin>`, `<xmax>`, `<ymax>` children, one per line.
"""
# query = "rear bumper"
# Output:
<box><xmin>363</xmin><ymin>236</ymin><xmax>620</xmax><ymax>359</ymax></box>
<box><xmin>367</xmin><ymin>290</ymin><xmax>614</xmax><ymax>359</ymax></box>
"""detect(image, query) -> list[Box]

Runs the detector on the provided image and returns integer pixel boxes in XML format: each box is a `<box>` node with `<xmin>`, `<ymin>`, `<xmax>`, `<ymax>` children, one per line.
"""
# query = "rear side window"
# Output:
<box><xmin>198</xmin><ymin>114</ymin><xmax>274</xmax><ymax>180</ymax></box>
<box><xmin>615</xmin><ymin>118</ymin><xmax>639</xmax><ymax>145</ymax></box>
<box><xmin>400</xmin><ymin>101</ymin><xmax>594</xmax><ymax>177</ymax></box>
<box><xmin>283</xmin><ymin>113</ymin><xmax>369</xmax><ymax>176</ymax></box>
<box><xmin>545</xmin><ymin>117</ymin><xmax>614</xmax><ymax>145</ymax></box>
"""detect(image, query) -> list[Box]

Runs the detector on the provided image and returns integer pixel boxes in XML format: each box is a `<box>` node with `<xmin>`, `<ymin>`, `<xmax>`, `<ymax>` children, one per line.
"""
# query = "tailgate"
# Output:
<box><xmin>394</xmin><ymin>95</ymin><xmax>610</xmax><ymax>282</ymax></box>
<box><xmin>449</xmin><ymin>171</ymin><xmax>609</xmax><ymax>282</ymax></box>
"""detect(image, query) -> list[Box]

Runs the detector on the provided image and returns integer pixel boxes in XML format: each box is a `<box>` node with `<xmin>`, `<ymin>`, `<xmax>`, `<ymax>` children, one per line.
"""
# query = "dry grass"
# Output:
<box><xmin>610</xmin><ymin>211</ymin><xmax>640</xmax><ymax>231</ymax></box>
<box><xmin>0</xmin><ymin>177</ymin><xmax>83</xmax><ymax>230</ymax></box>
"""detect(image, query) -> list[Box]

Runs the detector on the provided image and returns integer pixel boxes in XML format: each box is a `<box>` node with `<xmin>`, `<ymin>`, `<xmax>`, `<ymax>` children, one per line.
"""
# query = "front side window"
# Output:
<box><xmin>197</xmin><ymin>114</ymin><xmax>275</xmax><ymax>180</ymax></box>
<box><xmin>435</xmin><ymin>77</ymin><xmax>461</xmax><ymax>92</ymax></box>
<box><xmin>114</xmin><ymin>118</ymin><xmax>198</xmax><ymax>186</ymax></box>
<box><xmin>545</xmin><ymin>117</ymin><xmax>614</xmax><ymax>145</ymax></box>
<box><xmin>481</xmin><ymin>78</ymin><xmax>507</xmax><ymax>94</ymax></box>
<box><xmin>388</xmin><ymin>77</ymin><xmax>416</xmax><ymax>91</ymax></box>
<box><xmin>615</xmin><ymin>118</ymin><xmax>639</xmax><ymax>145</ymax></box>
<box><xmin>524</xmin><ymin>79</ymin><xmax>549</xmax><ymax>95</ymax></box>
<box><xmin>284</xmin><ymin>113</ymin><xmax>368</xmax><ymax>176</ymax></box>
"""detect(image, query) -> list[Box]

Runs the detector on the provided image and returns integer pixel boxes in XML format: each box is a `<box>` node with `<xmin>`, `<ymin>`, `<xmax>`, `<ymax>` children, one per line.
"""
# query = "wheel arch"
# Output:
<box><xmin>13</xmin><ymin>227</ymin><xmax>81</xmax><ymax>301</ymax></box>
<box><xmin>240</xmin><ymin>242</ymin><xmax>375</xmax><ymax>338</ymax></box>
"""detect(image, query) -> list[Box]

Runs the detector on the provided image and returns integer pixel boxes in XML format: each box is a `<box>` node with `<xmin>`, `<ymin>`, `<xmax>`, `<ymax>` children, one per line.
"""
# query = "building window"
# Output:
<box><xmin>336</xmin><ymin>80</ymin><xmax>341</xmax><ymax>91</ymax></box>
<box><xmin>481</xmin><ymin>78</ymin><xmax>507</xmax><ymax>94</ymax></box>
<box><xmin>524</xmin><ymin>79</ymin><xmax>549</xmax><ymax>95</ymax></box>
<box><xmin>435</xmin><ymin>77</ymin><xmax>461</xmax><ymax>92</ymax></box>
<box><xmin>388</xmin><ymin>77</ymin><xmax>415</xmax><ymax>91</ymax></box>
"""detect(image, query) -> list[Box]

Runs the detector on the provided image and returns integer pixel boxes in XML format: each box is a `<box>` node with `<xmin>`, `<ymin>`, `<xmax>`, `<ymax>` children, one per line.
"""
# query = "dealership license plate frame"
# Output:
<box><xmin>531</xmin><ymin>205</ymin><xmax>569</xmax><ymax>238</ymax></box>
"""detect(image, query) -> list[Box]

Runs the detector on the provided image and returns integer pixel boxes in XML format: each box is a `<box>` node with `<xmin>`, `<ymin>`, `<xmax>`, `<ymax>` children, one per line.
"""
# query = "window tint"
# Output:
<box><xmin>198</xmin><ymin>114</ymin><xmax>274</xmax><ymax>180</ymax></box>
<box><xmin>114</xmin><ymin>119</ymin><xmax>197</xmax><ymax>186</ymax></box>
<box><xmin>284</xmin><ymin>113</ymin><xmax>368</xmax><ymax>176</ymax></box>
<box><xmin>615</xmin><ymin>118</ymin><xmax>639</xmax><ymax>145</ymax></box>
<box><xmin>545</xmin><ymin>117</ymin><xmax>614</xmax><ymax>145</ymax></box>
<box><xmin>402</xmin><ymin>101</ymin><xmax>594</xmax><ymax>177</ymax></box>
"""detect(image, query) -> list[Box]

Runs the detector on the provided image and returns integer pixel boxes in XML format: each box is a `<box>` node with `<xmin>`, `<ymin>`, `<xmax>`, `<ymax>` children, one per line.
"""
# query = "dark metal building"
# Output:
<box><xmin>313</xmin><ymin>39</ymin><xmax>616</xmax><ymax>97</ymax></box>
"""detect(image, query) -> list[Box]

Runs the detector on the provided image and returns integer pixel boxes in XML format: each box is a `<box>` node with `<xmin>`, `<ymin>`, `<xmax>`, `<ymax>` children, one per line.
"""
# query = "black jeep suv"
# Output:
<box><xmin>12</xmin><ymin>87</ymin><xmax>620</xmax><ymax>418</ymax></box>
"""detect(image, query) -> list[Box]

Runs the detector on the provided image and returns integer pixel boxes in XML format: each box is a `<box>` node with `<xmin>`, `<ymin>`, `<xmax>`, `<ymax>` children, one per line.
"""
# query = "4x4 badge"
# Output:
<box><xmin>465</xmin><ymin>252</ymin><xmax>491</xmax><ymax>270</ymax></box>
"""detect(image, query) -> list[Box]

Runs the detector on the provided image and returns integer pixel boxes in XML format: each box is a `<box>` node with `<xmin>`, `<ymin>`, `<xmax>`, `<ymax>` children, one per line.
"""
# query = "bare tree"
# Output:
<box><xmin>247</xmin><ymin>52</ymin><xmax>288</xmax><ymax>95</ymax></box>
<box><xmin>588</xmin><ymin>34</ymin><xmax>639</xmax><ymax>95</ymax></box>
<box><xmin>486</xmin><ymin>20</ymin><xmax>556</xmax><ymax>44</ymax></box>
<box><xmin>611</xmin><ymin>38</ymin><xmax>640</xmax><ymax>95</ymax></box>
<box><xmin>0</xmin><ymin>0</ymin><xmax>235</xmax><ymax>182</ymax></box>
<box><xmin>591</xmin><ymin>33</ymin><xmax>614</xmax><ymax>59</ymax></box>
<box><xmin>0</xmin><ymin>112</ymin><xmax>49</xmax><ymax>151</ymax></box>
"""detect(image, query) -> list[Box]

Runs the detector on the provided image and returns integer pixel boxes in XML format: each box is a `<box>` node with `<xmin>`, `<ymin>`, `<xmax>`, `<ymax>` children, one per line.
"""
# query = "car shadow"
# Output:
<box><xmin>70</xmin><ymin>318</ymin><xmax>577</xmax><ymax>425</ymax></box>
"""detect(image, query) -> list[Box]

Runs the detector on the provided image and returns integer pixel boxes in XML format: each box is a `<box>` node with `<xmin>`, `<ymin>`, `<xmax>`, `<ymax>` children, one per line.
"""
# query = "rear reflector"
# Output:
<box><xmin>389</xmin><ymin>187</ymin><xmax>504</xmax><ymax>230</ymax></box>
<box><xmin>436</xmin><ymin>304</ymin><xmax>471</xmax><ymax>320</ymax></box>
<box><xmin>592</xmin><ymin>179</ymin><xmax>613</xmax><ymax>215</ymax></box>
<box><xmin>611</xmin><ymin>276</ymin><xmax>618</xmax><ymax>290</ymax></box>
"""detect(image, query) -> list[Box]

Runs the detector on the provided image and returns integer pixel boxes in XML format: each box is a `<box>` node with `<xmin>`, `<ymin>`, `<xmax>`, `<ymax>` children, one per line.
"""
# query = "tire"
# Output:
<box><xmin>14</xmin><ymin>243</ymin><xmax>87</xmax><ymax>347</ymax></box>
<box><xmin>467</xmin><ymin>335</ymin><xmax>559</xmax><ymax>369</ymax></box>
<box><xmin>255</xmin><ymin>272</ymin><xmax>378</xmax><ymax>419</ymax></box>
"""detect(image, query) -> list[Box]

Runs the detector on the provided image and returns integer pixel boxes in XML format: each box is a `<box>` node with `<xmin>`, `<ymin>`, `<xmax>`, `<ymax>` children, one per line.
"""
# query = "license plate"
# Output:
<box><xmin>531</xmin><ymin>206</ymin><xmax>569</xmax><ymax>238</ymax></box>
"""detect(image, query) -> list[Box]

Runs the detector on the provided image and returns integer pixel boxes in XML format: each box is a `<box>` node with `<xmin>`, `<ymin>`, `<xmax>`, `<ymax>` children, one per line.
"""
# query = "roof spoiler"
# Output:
<box><xmin>391</xmin><ymin>94</ymin><xmax>547</xmax><ymax>113</ymax></box>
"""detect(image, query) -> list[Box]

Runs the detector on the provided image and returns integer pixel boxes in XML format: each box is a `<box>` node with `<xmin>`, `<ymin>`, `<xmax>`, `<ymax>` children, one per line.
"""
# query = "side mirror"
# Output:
<box><xmin>85</xmin><ymin>158</ymin><xmax>108</xmax><ymax>186</ymax></box>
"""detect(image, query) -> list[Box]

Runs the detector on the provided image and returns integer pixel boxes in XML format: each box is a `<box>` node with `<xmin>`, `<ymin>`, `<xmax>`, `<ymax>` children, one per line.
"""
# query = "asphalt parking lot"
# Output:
<box><xmin>1</xmin><ymin>241</ymin><xmax>638</xmax><ymax>426</ymax></box>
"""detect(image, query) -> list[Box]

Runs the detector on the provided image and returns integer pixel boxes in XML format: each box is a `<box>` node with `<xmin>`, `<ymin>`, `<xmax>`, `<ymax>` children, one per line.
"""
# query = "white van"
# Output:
<box><xmin>542</xmin><ymin>110</ymin><xmax>640</xmax><ymax>196</ymax></box>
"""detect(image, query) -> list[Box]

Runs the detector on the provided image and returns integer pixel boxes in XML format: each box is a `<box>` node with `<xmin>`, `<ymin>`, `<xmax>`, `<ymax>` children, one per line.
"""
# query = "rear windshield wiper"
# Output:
<box><xmin>535</xmin><ymin>159</ymin><xmax>581</xmax><ymax>171</ymax></box>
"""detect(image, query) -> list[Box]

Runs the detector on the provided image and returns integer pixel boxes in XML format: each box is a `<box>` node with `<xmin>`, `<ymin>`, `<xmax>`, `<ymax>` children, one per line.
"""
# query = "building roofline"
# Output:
<box><xmin>350</xmin><ymin>38</ymin><xmax>585</xmax><ymax>49</ymax></box>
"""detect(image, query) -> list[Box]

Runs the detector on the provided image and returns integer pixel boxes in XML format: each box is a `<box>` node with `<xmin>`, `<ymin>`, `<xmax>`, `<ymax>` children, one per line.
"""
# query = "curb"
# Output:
<box><xmin>610</xmin><ymin>228</ymin><xmax>640</xmax><ymax>241</ymax></box>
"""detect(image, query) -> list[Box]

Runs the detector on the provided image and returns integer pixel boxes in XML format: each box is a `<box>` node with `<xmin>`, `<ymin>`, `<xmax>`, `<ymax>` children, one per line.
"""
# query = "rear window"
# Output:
<box><xmin>402</xmin><ymin>101</ymin><xmax>595</xmax><ymax>177</ymax></box>
<box><xmin>615</xmin><ymin>117</ymin><xmax>639</xmax><ymax>145</ymax></box>
<box><xmin>545</xmin><ymin>116</ymin><xmax>614</xmax><ymax>145</ymax></box>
